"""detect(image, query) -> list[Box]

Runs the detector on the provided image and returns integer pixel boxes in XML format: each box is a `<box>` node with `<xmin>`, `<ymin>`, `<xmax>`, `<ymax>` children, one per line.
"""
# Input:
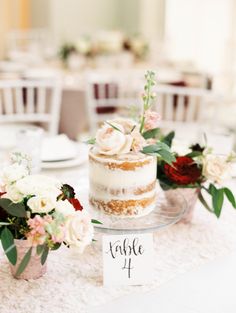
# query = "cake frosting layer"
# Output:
<box><xmin>89</xmin><ymin>151</ymin><xmax>156</xmax><ymax>189</ymax></box>
<box><xmin>90</xmin><ymin>195</ymin><xmax>156</xmax><ymax>217</ymax></box>
<box><xmin>89</xmin><ymin>148</ymin><xmax>157</xmax><ymax>217</ymax></box>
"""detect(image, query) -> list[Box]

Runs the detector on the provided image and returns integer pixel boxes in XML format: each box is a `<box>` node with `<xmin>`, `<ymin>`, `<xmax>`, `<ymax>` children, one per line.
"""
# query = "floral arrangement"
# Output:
<box><xmin>87</xmin><ymin>71</ymin><xmax>175</xmax><ymax>164</ymax></box>
<box><xmin>0</xmin><ymin>157</ymin><xmax>97</xmax><ymax>277</ymax></box>
<box><xmin>157</xmin><ymin>136</ymin><xmax>236</xmax><ymax>217</ymax></box>
<box><xmin>123</xmin><ymin>35</ymin><xmax>149</xmax><ymax>60</ymax></box>
<box><xmin>59</xmin><ymin>37</ymin><xmax>92</xmax><ymax>64</ymax></box>
<box><xmin>58</xmin><ymin>33</ymin><xmax>149</xmax><ymax>65</ymax></box>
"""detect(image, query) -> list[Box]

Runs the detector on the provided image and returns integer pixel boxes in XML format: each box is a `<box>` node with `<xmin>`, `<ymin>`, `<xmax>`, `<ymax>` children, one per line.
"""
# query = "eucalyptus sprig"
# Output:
<box><xmin>139</xmin><ymin>70</ymin><xmax>157</xmax><ymax>134</ymax></box>
<box><xmin>11</xmin><ymin>152</ymin><xmax>31</xmax><ymax>175</ymax></box>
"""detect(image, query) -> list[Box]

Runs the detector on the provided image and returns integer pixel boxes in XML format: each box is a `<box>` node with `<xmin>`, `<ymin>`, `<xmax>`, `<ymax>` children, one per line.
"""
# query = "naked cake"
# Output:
<box><xmin>89</xmin><ymin>148</ymin><xmax>157</xmax><ymax>217</ymax></box>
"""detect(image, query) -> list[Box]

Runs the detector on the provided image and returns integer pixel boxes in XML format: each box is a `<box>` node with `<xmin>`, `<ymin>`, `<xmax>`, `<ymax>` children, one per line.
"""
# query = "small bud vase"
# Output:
<box><xmin>9</xmin><ymin>239</ymin><xmax>47</xmax><ymax>280</ymax></box>
<box><xmin>165</xmin><ymin>188</ymin><xmax>200</xmax><ymax>223</ymax></box>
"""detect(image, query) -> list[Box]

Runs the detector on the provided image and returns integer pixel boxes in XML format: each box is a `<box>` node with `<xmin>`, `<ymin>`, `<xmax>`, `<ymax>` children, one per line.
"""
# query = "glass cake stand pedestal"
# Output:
<box><xmin>78</xmin><ymin>184</ymin><xmax>187</xmax><ymax>234</ymax></box>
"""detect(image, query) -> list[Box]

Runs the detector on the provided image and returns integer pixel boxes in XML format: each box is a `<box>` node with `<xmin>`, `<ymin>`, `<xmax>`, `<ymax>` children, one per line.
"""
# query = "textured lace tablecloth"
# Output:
<box><xmin>1</xmin><ymin>165</ymin><xmax>236</xmax><ymax>313</ymax></box>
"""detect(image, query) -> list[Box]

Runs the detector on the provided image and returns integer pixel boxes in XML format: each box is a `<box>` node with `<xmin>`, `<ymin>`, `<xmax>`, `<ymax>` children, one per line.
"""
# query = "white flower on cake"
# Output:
<box><xmin>27</xmin><ymin>196</ymin><xmax>56</xmax><ymax>214</ymax></box>
<box><xmin>64</xmin><ymin>211</ymin><xmax>94</xmax><ymax>252</ymax></box>
<box><xmin>95</xmin><ymin>121</ymin><xmax>133</xmax><ymax>155</ymax></box>
<box><xmin>110</xmin><ymin>118</ymin><xmax>137</xmax><ymax>134</ymax></box>
<box><xmin>2</xmin><ymin>163</ymin><xmax>28</xmax><ymax>185</ymax></box>
<box><xmin>203</xmin><ymin>155</ymin><xmax>230</xmax><ymax>184</ymax></box>
<box><xmin>55</xmin><ymin>200</ymin><xmax>75</xmax><ymax>216</ymax></box>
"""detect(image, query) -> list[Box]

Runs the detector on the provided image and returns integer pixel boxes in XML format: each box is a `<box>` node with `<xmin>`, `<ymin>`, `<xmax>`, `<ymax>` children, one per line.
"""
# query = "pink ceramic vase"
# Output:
<box><xmin>9</xmin><ymin>239</ymin><xmax>47</xmax><ymax>280</ymax></box>
<box><xmin>165</xmin><ymin>188</ymin><xmax>200</xmax><ymax>223</ymax></box>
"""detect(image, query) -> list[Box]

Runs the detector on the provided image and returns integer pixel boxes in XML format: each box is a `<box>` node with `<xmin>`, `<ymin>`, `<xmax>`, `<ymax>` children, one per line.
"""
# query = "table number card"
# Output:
<box><xmin>103</xmin><ymin>233</ymin><xmax>154</xmax><ymax>286</ymax></box>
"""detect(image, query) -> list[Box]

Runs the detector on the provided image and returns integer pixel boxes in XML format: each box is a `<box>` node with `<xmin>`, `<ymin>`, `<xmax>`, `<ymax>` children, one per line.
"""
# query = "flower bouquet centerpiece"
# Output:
<box><xmin>157</xmin><ymin>136</ymin><xmax>236</xmax><ymax>222</ymax></box>
<box><xmin>87</xmin><ymin>71</ymin><xmax>176</xmax><ymax>218</ymax></box>
<box><xmin>0</xmin><ymin>156</ymin><xmax>96</xmax><ymax>279</ymax></box>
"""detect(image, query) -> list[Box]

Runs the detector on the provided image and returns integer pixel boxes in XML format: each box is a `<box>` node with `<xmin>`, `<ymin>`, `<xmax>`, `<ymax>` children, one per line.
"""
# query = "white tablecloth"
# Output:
<box><xmin>1</xmin><ymin>163</ymin><xmax>236</xmax><ymax>313</ymax></box>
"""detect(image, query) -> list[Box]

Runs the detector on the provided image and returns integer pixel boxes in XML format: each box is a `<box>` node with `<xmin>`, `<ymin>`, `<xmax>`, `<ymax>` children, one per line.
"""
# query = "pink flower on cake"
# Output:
<box><xmin>144</xmin><ymin>110</ymin><xmax>161</xmax><ymax>130</ymax></box>
<box><xmin>131</xmin><ymin>130</ymin><xmax>146</xmax><ymax>152</ymax></box>
<box><xmin>95</xmin><ymin>122</ymin><xmax>133</xmax><ymax>155</ymax></box>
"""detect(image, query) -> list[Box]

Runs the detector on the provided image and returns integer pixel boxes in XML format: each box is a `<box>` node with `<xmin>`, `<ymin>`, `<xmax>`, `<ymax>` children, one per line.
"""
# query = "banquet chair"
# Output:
<box><xmin>154</xmin><ymin>85</ymin><xmax>217</xmax><ymax>141</ymax></box>
<box><xmin>0</xmin><ymin>79</ymin><xmax>62</xmax><ymax>135</ymax></box>
<box><xmin>86</xmin><ymin>70</ymin><xmax>144</xmax><ymax>134</ymax></box>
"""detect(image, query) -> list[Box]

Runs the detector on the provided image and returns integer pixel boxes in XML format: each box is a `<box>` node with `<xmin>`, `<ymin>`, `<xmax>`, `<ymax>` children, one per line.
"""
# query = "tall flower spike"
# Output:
<box><xmin>140</xmin><ymin>71</ymin><xmax>157</xmax><ymax>133</ymax></box>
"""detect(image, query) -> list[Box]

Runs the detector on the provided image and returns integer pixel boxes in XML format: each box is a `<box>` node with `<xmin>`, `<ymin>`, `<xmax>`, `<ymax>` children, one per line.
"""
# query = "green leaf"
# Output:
<box><xmin>142</xmin><ymin>144</ymin><xmax>160</xmax><ymax>154</ymax></box>
<box><xmin>161</xmin><ymin>131</ymin><xmax>175</xmax><ymax>147</ymax></box>
<box><xmin>198</xmin><ymin>190</ymin><xmax>213</xmax><ymax>213</ymax></box>
<box><xmin>0</xmin><ymin>199</ymin><xmax>26</xmax><ymax>218</ymax></box>
<box><xmin>142</xmin><ymin>141</ymin><xmax>170</xmax><ymax>154</ymax></box>
<box><xmin>58</xmin><ymin>184</ymin><xmax>75</xmax><ymax>201</ymax></box>
<box><xmin>91</xmin><ymin>219</ymin><xmax>102</xmax><ymax>225</ymax></box>
<box><xmin>185</xmin><ymin>151</ymin><xmax>203</xmax><ymax>158</ymax></box>
<box><xmin>1</xmin><ymin>227</ymin><xmax>17</xmax><ymax>265</ymax></box>
<box><xmin>142</xmin><ymin>128</ymin><xmax>160</xmax><ymax>140</ymax></box>
<box><xmin>142</xmin><ymin>142</ymin><xmax>175</xmax><ymax>164</ymax></box>
<box><xmin>36</xmin><ymin>245</ymin><xmax>44</xmax><ymax>255</ymax></box>
<box><xmin>84</xmin><ymin>138</ymin><xmax>96</xmax><ymax>145</ymax></box>
<box><xmin>212</xmin><ymin>188</ymin><xmax>224</xmax><ymax>218</ymax></box>
<box><xmin>41</xmin><ymin>246</ymin><xmax>49</xmax><ymax>265</ymax></box>
<box><xmin>130</xmin><ymin>125</ymin><xmax>136</xmax><ymax>133</ymax></box>
<box><xmin>208</xmin><ymin>183</ymin><xmax>216</xmax><ymax>195</ymax></box>
<box><xmin>105</xmin><ymin>122</ymin><xmax>122</xmax><ymax>133</ymax></box>
<box><xmin>0</xmin><ymin>222</ymin><xmax>11</xmax><ymax>226</ymax></box>
<box><xmin>51</xmin><ymin>243</ymin><xmax>61</xmax><ymax>251</ymax></box>
<box><xmin>156</xmin><ymin>149</ymin><xmax>176</xmax><ymax>165</ymax></box>
<box><xmin>224</xmin><ymin>188</ymin><xmax>236</xmax><ymax>208</ymax></box>
<box><xmin>15</xmin><ymin>247</ymin><xmax>32</xmax><ymax>277</ymax></box>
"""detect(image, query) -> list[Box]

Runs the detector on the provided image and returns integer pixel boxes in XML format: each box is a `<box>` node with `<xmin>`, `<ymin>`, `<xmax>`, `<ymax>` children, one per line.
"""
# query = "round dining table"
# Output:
<box><xmin>1</xmin><ymin>153</ymin><xmax>236</xmax><ymax>313</ymax></box>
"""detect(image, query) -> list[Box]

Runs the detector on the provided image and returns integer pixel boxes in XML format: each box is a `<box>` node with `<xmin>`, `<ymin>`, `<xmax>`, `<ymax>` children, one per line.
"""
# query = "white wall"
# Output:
<box><xmin>30</xmin><ymin>0</ymin><xmax>164</xmax><ymax>42</ymax></box>
<box><xmin>165</xmin><ymin>0</ymin><xmax>232</xmax><ymax>73</ymax></box>
<box><xmin>48</xmin><ymin>0</ymin><xmax>119</xmax><ymax>42</ymax></box>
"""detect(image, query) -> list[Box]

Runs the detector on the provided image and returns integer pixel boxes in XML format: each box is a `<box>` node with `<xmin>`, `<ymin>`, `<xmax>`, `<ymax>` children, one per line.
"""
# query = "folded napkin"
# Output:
<box><xmin>41</xmin><ymin>135</ymin><xmax>77</xmax><ymax>162</ymax></box>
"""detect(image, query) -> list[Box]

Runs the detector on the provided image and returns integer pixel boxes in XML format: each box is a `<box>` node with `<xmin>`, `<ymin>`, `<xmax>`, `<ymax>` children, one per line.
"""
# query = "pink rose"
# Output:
<box><xmin>144</xmin><ymin>110</ymin><xmax>161</xmax><ymax>130</ymax></box>
<box><xmin>131</xmin><ymin>130</ymin><xmax>146</xmax><ymax>153</ymax></box>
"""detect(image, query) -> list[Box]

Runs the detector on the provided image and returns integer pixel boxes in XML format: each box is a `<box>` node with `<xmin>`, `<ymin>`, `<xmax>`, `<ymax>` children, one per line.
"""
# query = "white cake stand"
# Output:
<box><xmin>77</xmin><ymin>183</ymin><xmax>187</xmax><ymax>234</ymax></box>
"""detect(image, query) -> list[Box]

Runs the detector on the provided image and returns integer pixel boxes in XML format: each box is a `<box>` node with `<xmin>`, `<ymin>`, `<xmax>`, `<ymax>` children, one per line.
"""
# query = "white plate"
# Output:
<box><xmin>41</xmin><ymin>143</ymin><xmax>88</xmax><ymax>169</ymax></box>
<box><xmin>41</xmin><ymin>135</ymin><xmax>78</xmax><ymax>162</ymax></box>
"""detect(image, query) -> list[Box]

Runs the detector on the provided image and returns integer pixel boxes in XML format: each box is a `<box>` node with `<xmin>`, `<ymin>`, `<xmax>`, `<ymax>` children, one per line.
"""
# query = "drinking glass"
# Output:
<box><xmin>15</xmin><ymin>126</ymin><xmax>44</xmax><ymax>173</ymax></box>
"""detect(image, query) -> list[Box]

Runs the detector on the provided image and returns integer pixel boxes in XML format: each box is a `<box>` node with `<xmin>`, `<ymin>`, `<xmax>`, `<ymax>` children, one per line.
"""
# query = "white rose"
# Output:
<box><xmin>4</xmin><ymin>184</ymin><xmax>24</xmax><ymax>203</ymax></box>
<box><xmin>2</xmin><ymin>163</ymin><xmax>28</xmax><ymax>185</ymax></box>
<box><xmin>15</xmin><ymin>175</ymin><xmax>62</xmax><ymax>198</ymax></box>
<box><xmin>27</xmin><ymin>196</ymin><xmax>56</xmax><ymax>214</ymax></box>
<box><xmin>95</xmin><ymin>122</ymin><xmax>133</xmax><ymax>155</ymax></box>
<box><xmin>64</xmin><ymin>210</ymin><xmax>94</xmax><ymax>252</ymax></box>
<box><xmin>109</xmin><ymin>118</ymin><xmax>137</xmax><ymax>134</ymax></box>
<box><xmin>55</xmin><ymin>200</ymin><xmax>75</xmax><ymax>216</ymax></box>
<box><xmin>203</xmin><ymin>155</ymin><xmax>230</xmax><ymax>184</ymax></box>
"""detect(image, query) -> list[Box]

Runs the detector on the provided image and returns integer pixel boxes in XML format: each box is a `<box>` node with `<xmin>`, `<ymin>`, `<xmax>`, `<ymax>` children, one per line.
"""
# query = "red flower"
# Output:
<box><xmin>68</xmin><ymin>198</ymin><xmax>83</xmax><ymax>211</ymax></box>
<box><xmin>0</xmin><ymin>192</ymin><xmax>6</xmax><ymax>197</ymax></box>
<box><xmin>164</xmin><ymin>156</ymin><xmax>201</xmax><ymax>185</ymax></box>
